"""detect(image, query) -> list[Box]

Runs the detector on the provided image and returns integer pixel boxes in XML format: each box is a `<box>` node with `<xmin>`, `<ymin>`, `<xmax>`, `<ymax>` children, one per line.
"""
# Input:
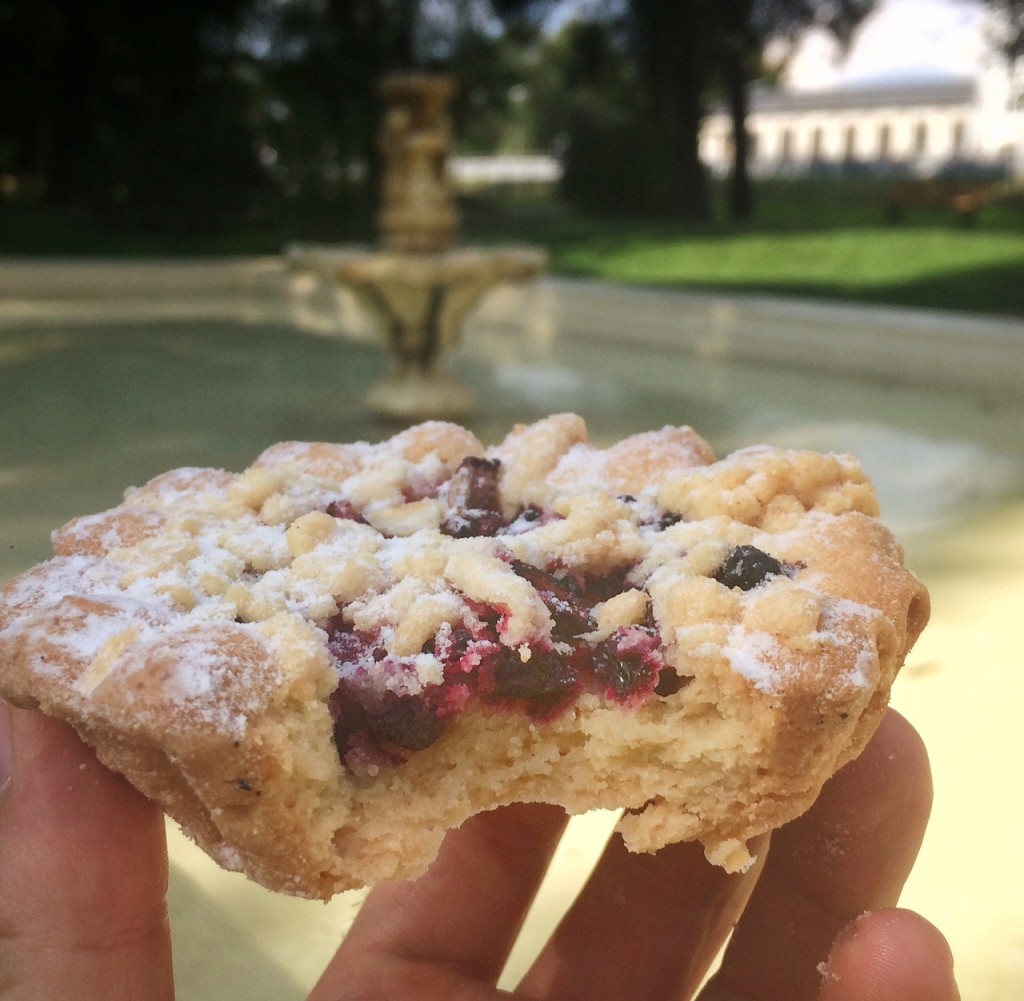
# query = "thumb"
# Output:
<box><xmin>819</xmin><ymin>909</ymin><xmax>960</xmax><ymax>1001</ymax></box>
<box><xmin>0</xmin><ymin>701</ymin><xmax>174</xmax><ymax>1000</ymax></box>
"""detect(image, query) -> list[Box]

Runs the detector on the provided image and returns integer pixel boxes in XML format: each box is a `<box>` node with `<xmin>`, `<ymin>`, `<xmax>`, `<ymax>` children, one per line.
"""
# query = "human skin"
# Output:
<box><xmin>0</xmin><ymin>703</ymin><xmax>959</xmax><ymax>1001</ymax></box>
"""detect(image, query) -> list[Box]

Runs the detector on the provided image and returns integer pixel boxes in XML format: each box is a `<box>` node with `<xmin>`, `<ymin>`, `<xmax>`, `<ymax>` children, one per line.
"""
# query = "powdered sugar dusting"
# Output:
<box><xmin>548</xmin><ymin>443</ymin><xmax>615</xmax><ymax>496</ymax></box>
<box><xmin>813</xmin><ymin>598</ymin><xmax>884</xmax><ymax>691</ymax></box>
<box><xmin>1</xmin><ymin>556</ymin><xmax>121</xmax><ymax>616</ymax></box>
<box><xmin>847</xmin><ymin>644</ymin><xmax>879</xmax><ymax>689</ymax></box>
<box><xmin>0</xmin><ymin>414</ymin><xmax>930</xmax><ymax>904</ymax></box>
<box><xmin>114</xmin><ymin>625</ymin><xmax>274</xmax><ymax>735</ymax></box>
<box><xmin>724</xmin><ymin>628</ymin><xmax>784</xmax><ymax>694</ymax></box>
<box><xmin>2</xmin><ymin>415</ymin><xmax>912</xmax><ymax>757</ymax></box>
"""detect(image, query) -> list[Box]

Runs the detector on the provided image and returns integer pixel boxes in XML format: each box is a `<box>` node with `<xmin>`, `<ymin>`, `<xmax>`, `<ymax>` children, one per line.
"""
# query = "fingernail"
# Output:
<box><xmin>0</xmin><ymin>700</ymin><xmax>12</xmax><ymax>795</ymax></box>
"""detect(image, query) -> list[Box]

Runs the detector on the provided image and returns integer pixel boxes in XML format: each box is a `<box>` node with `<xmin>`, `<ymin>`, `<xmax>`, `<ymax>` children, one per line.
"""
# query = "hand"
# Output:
<box><xmin>0</xmin><ymin>703</ymin><xmax>960</xmax><ymax>1001</ymax></box>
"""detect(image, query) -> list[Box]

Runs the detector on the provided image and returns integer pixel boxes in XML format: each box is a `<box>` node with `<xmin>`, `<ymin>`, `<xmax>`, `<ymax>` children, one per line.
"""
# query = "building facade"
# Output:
<box><xmin>700</xmin><ymin>68</ymin><xmax>1024</xmax><ymax>179</ymax></box>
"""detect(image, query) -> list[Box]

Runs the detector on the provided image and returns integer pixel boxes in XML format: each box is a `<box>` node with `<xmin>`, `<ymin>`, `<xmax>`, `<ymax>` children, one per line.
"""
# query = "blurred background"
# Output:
<box><xmin>1</xmin><ymin>0</ymin><xmax>1023</xmax><ymax>999</ymax></box>
<box><xmin>1</xmin><ymin>0</ymin><xmax>1022</xmax><ymax>311</ymax></box>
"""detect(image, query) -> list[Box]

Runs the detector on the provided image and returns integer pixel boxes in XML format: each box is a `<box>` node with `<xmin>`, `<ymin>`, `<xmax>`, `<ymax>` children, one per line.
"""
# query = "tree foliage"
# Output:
<box><xmin>0</xmin><ymin>0</ymin><xmax>263</xmax><ymax>231</ymax></box>
<box><xmin>495</xmin><ymin>0</ymin><xmax>716</xmax><ymax>219</ymax></box>
<box><xmin>708</xmin><ymin>1</ymin><xmax>876</xmax><ymax>220</ymax></box>
<box><xmin>980</xmin><ymin>0</ymin><xmax>1024</xmax><ymax>66</ymax></box>
<box><xmin>498</xmin><ymin>0</ymin><xmax>876</xmax><ymax>221</ymax></box>
<box><xmin>0</xmin><ymin>0</ymin><xmax>890</xmax><ymax>235</ymax></box>
<box><xmin>243</xmin><ymin>0</ymin><xmax>417</xmax><ymax>238</ymax></box>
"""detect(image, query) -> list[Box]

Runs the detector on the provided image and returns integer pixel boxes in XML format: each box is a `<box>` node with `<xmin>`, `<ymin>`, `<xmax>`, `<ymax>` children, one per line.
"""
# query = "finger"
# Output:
<box><xmin>517</xmin><ymin>833</ymin><xmax>767</xmax><ymax>1001</ymax></box>
<box><xmin>311</xmin><ymin>802</ymin><xmax>569</xmax><ymax>1000</ymax></box>
<box><xmin>0</xmin><ymin>703</ymin><xmax>173</xmax><ymax>1001</ymax></box>
<box><xmin>820</xmin><ymin>909</ymin><xmax>960</xmax><ymax>1001</ymax></box>
<box><xmin>700</xmin><ymin>709</ymin><xmax>933</xmax><ymax>1001</ymax></box>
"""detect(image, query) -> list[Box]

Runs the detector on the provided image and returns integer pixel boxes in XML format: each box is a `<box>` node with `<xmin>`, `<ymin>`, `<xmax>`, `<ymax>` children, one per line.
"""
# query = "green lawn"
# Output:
<box><xmin>461</xmin><ymin>181</ymin><xmax>1024</xmax><ymax>317</ymax></box>
<box><xmin>545</xmin><ymin>226</ymin><xmax>1024</xmax><ymax>316</ymax></box>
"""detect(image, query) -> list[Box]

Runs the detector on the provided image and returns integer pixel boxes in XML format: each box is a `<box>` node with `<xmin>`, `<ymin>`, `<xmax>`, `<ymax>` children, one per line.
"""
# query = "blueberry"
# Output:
<box><xmin>441</xmin><ymin>509</ymin><xmax>506</xmax><ymax>538</ymax></box>
<box><xmin>580</xmin><ymin>564</ymin><xmax>632</xmax><ymax>605</ymax></box>
<box><xmin>713</xmin><ymin>545</ymin><xmax>784</xmax><ymax>591</ymax></box>
<box><xmin>584</xmin><ymin>625</ymin><xmax>668</xmax><ymax>701</ymax></box>
<box><xmin>325</xmin><ymin>623</ymin><xmax>367</xmax><ymax>668</ymax></box>
<box><xmin>654</xmin><ymin>669</ymin><xmax>688</xmax><ymax>697</ymax></box>
<box><xmin>587</xmin><ymin>637</ymin><xmax>656</xmax><ymax>700</ymax></box>
<box><xmin>369</xmin><ymin>697</ymin><xmax>446</xmax><ymax>751</ymax></box>
<box><xmin>491</xmin><ymin>646</ymin><xmax>579</xmax><ymax>702</ymax></box>
<box><xmin>441</xmin><ymin>457</ymin><xmax>506</xmax><ymax>537</ymax></box>
<box><xmin>329</xmin><ymin>689</ymin><xmax>369</xmax><ymax>754</ymax></box>
<box><xmin>459</xmin><ymin>456</ymin><xmax>502</xmax><ymax>509</ymax></box>
<box><xmin>511</xmin><ymin>560</ymin><xmax>593</xmax><ymax>639</ymax></box>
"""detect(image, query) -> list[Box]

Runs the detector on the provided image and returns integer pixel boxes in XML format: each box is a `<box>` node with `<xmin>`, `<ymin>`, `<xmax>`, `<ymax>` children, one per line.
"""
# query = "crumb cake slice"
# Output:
<box><xmin>0</xmin><ymin>414</ymin><xmax>929</xmax><ymax>898</ymax></box>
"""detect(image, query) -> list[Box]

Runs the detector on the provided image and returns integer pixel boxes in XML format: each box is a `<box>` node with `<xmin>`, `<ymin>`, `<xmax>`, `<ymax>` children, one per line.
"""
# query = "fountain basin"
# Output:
<box><xmin>1</xmin><ymin>256</ymin><xmax>1022</xmax><ymax>1001</ymax></box>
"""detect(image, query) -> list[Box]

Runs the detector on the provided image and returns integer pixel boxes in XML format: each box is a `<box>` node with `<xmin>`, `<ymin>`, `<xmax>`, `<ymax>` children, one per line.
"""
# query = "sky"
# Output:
<box><xmin>782</xmin><ymin>0</ymin><xmax>991</xmax><ymax>90</ymax></box>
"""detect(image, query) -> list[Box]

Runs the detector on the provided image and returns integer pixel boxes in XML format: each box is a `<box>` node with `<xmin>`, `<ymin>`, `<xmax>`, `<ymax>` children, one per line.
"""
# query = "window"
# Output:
<box><xmin>878</xmin><ymin>123</ymin><xmax>891</xmax><ymax>159</ymax></box>
<box><xmin>951</xmin><ymin>120</ymin><xmax>966</xmax><ymax>156</ymax></box>
<box><xmin>913</xmin><ymin>121</ymin><xmax>928</xmax><ymax>154</ymax></box>
<box><xmin>844</xmin><ymin>125</ymin><xmax>857</xmax><ymax>158</ymax></box>
<box><xmin>780</xmin><ymin>128</ymin><xmax>794</xmax><ymax>162</ymax></box>
<box><xmin>811</xmin><ymin>126</ymin><xmax>824</xmax><ymax>159</ymax></box>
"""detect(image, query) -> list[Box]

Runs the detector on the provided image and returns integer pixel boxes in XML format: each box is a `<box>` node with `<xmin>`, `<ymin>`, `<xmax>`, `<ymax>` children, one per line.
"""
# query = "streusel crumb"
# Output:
<box><xmin>0</xmin><ymin>415</ymin><xmax>928</xmax><ymax>898</ymax></box>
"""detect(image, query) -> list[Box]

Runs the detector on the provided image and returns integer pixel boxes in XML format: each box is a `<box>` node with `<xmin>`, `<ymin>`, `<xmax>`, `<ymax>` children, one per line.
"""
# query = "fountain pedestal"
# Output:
<box><xmin>288</xmin><ymin>72</ymin><xmax>547</xmax><ymax>421</ymax></box>
<box><xmin>291</xmin><ymin>244</ymin><xmax>545</xmax><ymax>419</ymax></box>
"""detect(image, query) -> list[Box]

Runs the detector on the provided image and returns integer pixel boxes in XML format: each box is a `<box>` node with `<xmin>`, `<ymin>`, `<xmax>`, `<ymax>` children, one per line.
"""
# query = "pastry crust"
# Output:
<box><xmin>0</xmin><ymin>415</ymin><xmax>929</xmax><ymax>898</ymax></box>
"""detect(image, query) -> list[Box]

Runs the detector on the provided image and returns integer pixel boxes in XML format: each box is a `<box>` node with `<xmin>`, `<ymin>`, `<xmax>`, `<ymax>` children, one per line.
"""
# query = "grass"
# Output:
<box><xmin>546</xmin><ymin>227</ymin><xmax>1024</xmax><ymax>315</ymax></box>
<box><xmin>460</xmin><ymin>180</ymin><xmax>1024</xmax><ymax>318</ymax></box>
<box><xmin>3</xmin><ymin>178</ymin><xmax>1023</xmax><ymax>317</ymax></box>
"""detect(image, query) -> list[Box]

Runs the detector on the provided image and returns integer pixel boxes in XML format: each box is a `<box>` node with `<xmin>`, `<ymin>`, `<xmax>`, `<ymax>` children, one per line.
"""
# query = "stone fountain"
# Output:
<box><xmin>288</xmin><ymin>73</ymin><xmax>547</xmax><ymax>420</ymax></box>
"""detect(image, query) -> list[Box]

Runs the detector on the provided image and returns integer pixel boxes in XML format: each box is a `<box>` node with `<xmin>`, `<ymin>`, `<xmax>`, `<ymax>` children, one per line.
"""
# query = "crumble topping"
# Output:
<box><xmin>2</xmin><ymin>414</ymin><xmax>894</xmax><ymax>778</ymax></box>
<box><xmin>0</xmin><ymin>413</ymin><xmax>931</xmax><ymax>897</ymax></box>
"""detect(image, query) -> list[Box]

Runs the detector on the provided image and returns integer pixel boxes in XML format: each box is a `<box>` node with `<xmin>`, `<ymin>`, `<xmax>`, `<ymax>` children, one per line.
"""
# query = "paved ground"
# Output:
<box><xmin>1</xmin><ymin>258</ymin><xmax>1022</xmax><ymax>998</ymax></box>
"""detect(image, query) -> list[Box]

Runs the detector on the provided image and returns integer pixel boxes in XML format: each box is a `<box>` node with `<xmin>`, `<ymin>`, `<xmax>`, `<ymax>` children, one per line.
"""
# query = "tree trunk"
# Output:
<box><xmin>44</xmin><ymin>1</ymin><xmax>97</xmax><ymax>205</ymax></box>
<box><xmin>634</xmin><ymin>0</ymin><xmax>712</xmax><ymax>221</ymax></box>
<box><xmin>724</xmin><ymin>48</ymin><xmax>754</xmax><ymax>221</ymax></box>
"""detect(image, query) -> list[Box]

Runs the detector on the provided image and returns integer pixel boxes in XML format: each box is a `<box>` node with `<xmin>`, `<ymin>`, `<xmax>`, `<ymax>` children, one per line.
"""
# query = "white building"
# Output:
<box><xmin>700</xmin><ymin>0</ymin><xmax>1024</xmax><ymax>178</ymax></box>
<box><xmin>701</xmin><ymin>72</ymin><xmax>1023</xmax><ymax>179</ymax></box>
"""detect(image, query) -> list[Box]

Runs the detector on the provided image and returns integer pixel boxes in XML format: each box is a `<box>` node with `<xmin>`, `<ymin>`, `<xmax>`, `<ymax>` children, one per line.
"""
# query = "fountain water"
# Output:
<box><xmin>288</xmin><ymin>72</ymin><xmax>547</xmax><ymax>421</ymax></box>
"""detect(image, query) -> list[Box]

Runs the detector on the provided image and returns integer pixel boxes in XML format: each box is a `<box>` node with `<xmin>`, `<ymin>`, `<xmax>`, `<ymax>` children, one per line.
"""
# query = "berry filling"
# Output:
<box><xmin>509</xmin><ymin>559</ymin><xmax>594</xmax><ymax>640</ymax></box>
<box><xmin>713</xmin><ymin>545</ymin><xmax>786</xmax><ymax>590</ymax></box>
<box><xmin>325</xmin><ymin>456</ymin><xmax>546</xmax><ymax>539</ymax></box>
<box><xmin>317</xmin><ymin>460</ymin><xmax>796</xmax><ymax>776</ymax></box>
<box><xmin>325</xmin><ymin>499</ymin><xmax>366</xmax><ymax>523</ymax></box>
<box><xmin>440</xmin><ymin>457</ymin><xmax>505</xmax><ymax>537</ymax></box>
<box><xmin>323</xmin><ymin>559</ymin><xmax>682</xmax><ymax>776</ymax></box>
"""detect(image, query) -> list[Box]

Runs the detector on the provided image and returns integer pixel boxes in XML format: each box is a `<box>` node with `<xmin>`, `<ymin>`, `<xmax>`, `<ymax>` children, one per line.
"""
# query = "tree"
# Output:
<box><xmin>495</xmin><ymin>0</ymin><xmax>716</xmax><ymax>220</ymax></box>
<box><xmin>444</xmin><ymin>19</ymin><xmax>544</xmax><ymax>154</ymax></box>
<box><xmin>628</xmin><ymin>0</ymin><xmax>716</xmax><ymax>220</ymax></box>
<box><xmin>250</xmin><ymin>0</ymin><xmax>417</xmax><ymax>239</ymax></box>
<box><xmin>252</xmin><ymin>0</ymin><xmax>526</xmax><ymax>236</ymax></box>
<box><xmin>0</xmin><ymin>0</ymin><xmax>256</xmax><ymax>227</ymax></box>
<box><xmin>981</xmin><ymin>0</ymin><xmax>1024</xmax><ymax>67</ymax></box>
<box><xmin>711</xmin><ymin>0</ymin><xmax>876</xmax><ymax>221</ymax></box>
<box><xmin>496</xmin><ymin>0</ymin><xmax>876</xmax><ymax>222</ymax></box>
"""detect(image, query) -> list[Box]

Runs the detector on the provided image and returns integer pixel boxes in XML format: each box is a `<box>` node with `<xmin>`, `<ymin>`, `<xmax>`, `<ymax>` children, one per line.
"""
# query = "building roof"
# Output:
<box><xmin>748</xmin><ymin>76</ymin><xmax>976</xmax><ymax>113</ymax></box>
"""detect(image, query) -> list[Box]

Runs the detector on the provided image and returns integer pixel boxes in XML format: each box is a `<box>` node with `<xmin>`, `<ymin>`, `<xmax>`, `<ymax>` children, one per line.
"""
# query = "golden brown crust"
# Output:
<box><xmin>0</xmin><ymin>415</ymin><xmax>928</xmax><ymax>898</ymax></box>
